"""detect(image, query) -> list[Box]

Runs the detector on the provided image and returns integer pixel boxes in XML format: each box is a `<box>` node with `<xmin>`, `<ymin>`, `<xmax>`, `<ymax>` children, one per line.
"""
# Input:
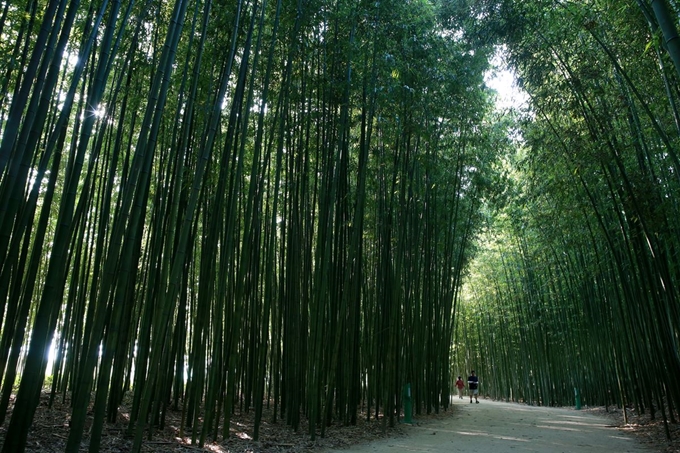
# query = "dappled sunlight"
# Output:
<box><xmin>455</xmin><ymin>430</ymin><xmax>530</xmax><ymax>442</ymax></box>
<box><xmin>535</xmin><ymin>424</ymin><xmax>581</xmax><ymax>432</ymax></box>
<box><xmin>235</xmin><ymin>431</ymin><xmax>252</xmax><ymax>440</ymax></box>
<box><xmin>172</xmin><ymin>436</ymin><xmax>233</xmax><ymax>453</ymax></box>
<box><xmin>174</xmin><ymin>439</ymin><xmax>233</xmax><ymax>453</ymax></box>
<box><xmin>400</xmin><ymin>400</ymin><xmax>653</xmax><ymax>452</ymax></box>
<box><xmin>204</xmin><ymin>444</ymin><xmax>230</xmax><ymax>453</ymax></box>
<box><xmin>375</xmin><ymin>444</ymin><xmax>439</xmax><ymax>452</ymax></box>
<box><xmin>611</xmin><ymin>435</ymin><xmax>638</xmax><ymax>440</ymax></box>
<box><xmin>2</xmin><ymin>1</ymin><xmax>678</xmax><ymax>452</ymax></box>
<box><xmin>538</xmin><ymin>418</ymin><xmax>610</xmax><ymax>428</ymax></box>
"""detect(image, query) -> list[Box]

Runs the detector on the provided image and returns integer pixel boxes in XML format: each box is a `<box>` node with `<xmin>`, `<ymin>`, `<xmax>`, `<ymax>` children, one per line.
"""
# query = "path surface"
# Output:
<box><xmin>328</xmin><ymin>398</ymin><xmax>654</xmax><ymax>453</ymax></box>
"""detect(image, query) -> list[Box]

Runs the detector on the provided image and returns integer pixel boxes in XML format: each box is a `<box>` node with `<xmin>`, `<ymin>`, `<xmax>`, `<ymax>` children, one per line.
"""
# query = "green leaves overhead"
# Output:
<box><xmin>0</xmin><ymin>0</ymin><xmax>497</xmax><ymax>450</ymax></box>
<box><xmin>455</xmin><ymin>0</ymin><xmax>680</xmax><ymax>435</ymax></box>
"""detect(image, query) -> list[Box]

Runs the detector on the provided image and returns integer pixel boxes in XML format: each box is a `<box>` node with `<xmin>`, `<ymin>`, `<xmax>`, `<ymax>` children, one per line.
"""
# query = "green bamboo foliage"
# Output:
<box><xmin>454</xmin><ymin>0</ymin><xmax>680</xmax><ymax>437</ymax></box>
<box><xmin>0</xmin><ymin>0</ymin><xmax>492</xmax><ymax>451</ymax></box>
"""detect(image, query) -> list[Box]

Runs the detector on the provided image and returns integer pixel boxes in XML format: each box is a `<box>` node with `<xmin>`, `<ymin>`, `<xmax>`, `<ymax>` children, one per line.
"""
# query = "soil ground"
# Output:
<box><xmin>322</xmin><ymin>397</ymin><xmax>677</xmax><ymax>453</ymax></box>
<box><xmin>0</xmin><ymin>393</ymin><xmax>678</xmax><ymax>452</ymax></box>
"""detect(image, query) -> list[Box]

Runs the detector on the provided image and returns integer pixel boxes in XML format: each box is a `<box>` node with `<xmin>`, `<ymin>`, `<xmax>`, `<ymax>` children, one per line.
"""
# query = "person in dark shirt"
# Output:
<box><xmin>468</xmin><ymin>370</ymin><xmax>479</xmax><ymax>404</ymax></box>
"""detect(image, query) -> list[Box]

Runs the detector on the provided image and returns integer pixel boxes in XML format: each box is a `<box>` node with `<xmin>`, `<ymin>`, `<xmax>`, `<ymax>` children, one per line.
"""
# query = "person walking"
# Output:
<box><xmin>455</xmin><ymin>376</ymin><xmax>465</xmax><ymax>399</ymax></box>
<box><xmin>468</xmin><ymin>370</ymin><xmax>479</xmax><ymax>403</ymax></box>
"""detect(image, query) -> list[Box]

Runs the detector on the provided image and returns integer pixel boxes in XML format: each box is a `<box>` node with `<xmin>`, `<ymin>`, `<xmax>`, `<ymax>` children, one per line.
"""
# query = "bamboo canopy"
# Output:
<box><xmin>0</xmin><ymin>0</ymin><xmax>678</xmax><ymax>452</ymax></box>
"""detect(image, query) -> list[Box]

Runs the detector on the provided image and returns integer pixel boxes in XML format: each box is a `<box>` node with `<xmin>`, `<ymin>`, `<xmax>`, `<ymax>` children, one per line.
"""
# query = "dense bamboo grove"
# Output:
<box><xmin>453</xmin><ymin>0</ymin><xmax>680</xmax><ymax>440</ymax></box>
<box><xmin>3</xmin><ymin>0</ymin><xmax>680</xmax><ymax>451</ymax></box>
<box><xmin>0</xmin><ymin>0</ymin><xmax>499</xmax><ymax>451</ymax></box>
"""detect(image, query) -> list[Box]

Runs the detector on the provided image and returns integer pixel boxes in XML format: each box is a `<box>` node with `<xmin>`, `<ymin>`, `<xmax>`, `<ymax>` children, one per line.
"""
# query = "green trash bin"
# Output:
<box><xmin>403</xmin><ymin>383</ymin><xmax>413</xmax><ymax>423</ymax></box>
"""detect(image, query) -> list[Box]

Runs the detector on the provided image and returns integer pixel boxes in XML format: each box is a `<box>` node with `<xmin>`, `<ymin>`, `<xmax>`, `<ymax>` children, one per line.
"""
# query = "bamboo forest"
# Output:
<box><xmin>0</xmin><ymin>0</ymin><xmax>679</xmax><ymax>451</ymax></box>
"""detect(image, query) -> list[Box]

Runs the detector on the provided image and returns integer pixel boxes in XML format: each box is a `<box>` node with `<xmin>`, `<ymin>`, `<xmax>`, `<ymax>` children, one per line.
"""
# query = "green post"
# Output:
<box><xmin>403</xmin><ymin>383</ymin><xmax>413</xmax><ymax>423</ymax></box>
<box><xmin>574</xmin><ymin>387</ymin><xmax>581</xmax><ymax>410</ymax></box>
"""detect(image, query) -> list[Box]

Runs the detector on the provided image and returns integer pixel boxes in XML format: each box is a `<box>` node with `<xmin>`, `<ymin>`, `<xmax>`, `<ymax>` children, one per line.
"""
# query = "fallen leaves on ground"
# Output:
<box><xmin>0</xmin><ymin>393</ymin><xmax>454</xmax><ymax>452</ymax></box>
<box><xmin>3</xmin><ymin>394</ymin><xmax>678</xmax><ymax>452</ymax></box>
<box><xmin>585</xmin><ymin>406</ymin><xmax>680</xmax><ymax>453</ymax></box>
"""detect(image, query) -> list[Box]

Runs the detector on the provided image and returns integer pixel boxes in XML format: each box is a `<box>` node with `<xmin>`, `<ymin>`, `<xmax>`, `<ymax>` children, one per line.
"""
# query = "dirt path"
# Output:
<box><xmin>325</xmin><ymin>398</ymin><xmax>656</xmax><ymax>453</ymax></box>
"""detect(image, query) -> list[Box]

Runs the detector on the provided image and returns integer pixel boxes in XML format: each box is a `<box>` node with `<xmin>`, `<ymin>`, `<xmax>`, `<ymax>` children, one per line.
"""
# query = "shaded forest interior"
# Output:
<box><xmin>0</xmin><ymin>0</ymin><xmax>679</xmax><ymax>451</ymax></box>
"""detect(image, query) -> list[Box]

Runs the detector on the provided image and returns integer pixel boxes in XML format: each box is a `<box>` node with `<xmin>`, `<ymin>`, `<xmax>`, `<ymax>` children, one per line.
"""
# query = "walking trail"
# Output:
<box><xmin>327</xmin><ymin>397</ymin><xmax>654</xmax><ymax>453</ymax></box>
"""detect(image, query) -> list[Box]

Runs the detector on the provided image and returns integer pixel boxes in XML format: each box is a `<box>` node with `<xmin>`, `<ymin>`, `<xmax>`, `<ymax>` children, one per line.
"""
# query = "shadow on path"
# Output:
<box><xmin>326</xmin><ymin>398</ymin><xmax>653</xmax><ymax>453</ymax></box>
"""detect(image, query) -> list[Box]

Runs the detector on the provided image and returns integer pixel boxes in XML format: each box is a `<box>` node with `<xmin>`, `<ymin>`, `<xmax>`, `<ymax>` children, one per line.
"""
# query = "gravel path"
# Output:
<box><xmin>326</xmin><ymin>398</ymin><xmax>655</xmax><ymax>453</ymax></box>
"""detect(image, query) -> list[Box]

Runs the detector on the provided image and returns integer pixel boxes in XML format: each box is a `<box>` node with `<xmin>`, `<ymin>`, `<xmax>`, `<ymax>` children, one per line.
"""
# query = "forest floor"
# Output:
<box><xmin>0</xmin><ymin>392</ymin><xmax>677</xmax><ymax>452</ymax></box>
<box><xmin>589</xmin><ymin>404</ymin><xmax>680</xmax><ymax>453</ymax></box>
<box><xmin>322</xmin><ymin>398</ymin><xmax>680</xmax><ymax>453</ymax></box>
